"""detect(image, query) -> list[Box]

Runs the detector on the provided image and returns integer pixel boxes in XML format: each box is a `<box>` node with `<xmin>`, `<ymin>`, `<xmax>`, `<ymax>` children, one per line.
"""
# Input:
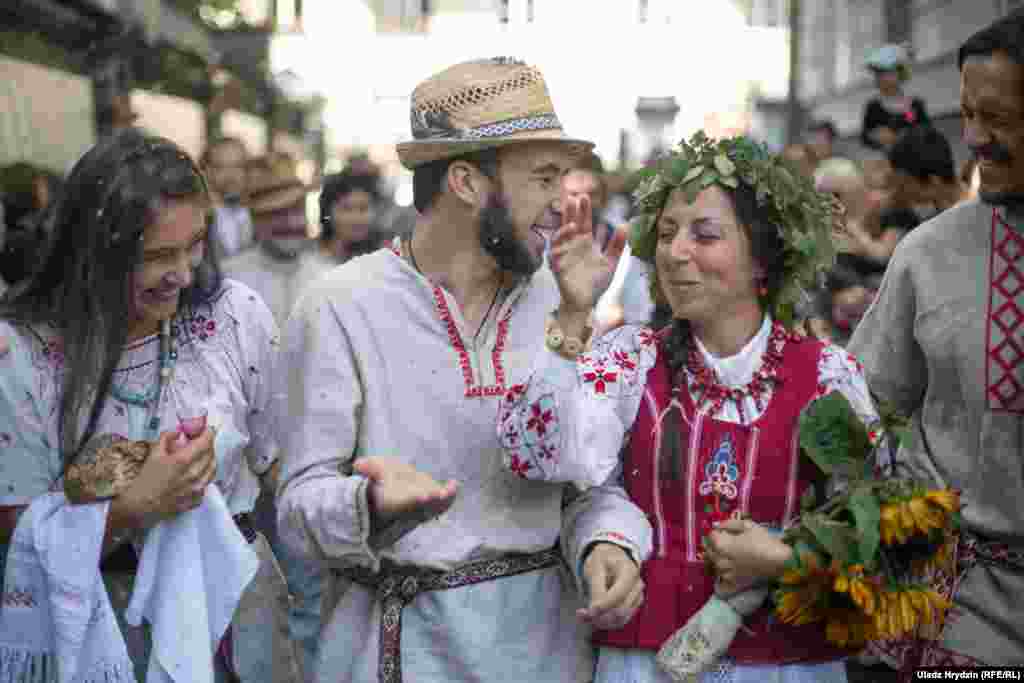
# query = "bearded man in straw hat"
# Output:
<box><xmin>272</xmin><ymin>57</ymin><xmax>651</xmax><ymax>683</ymax></box>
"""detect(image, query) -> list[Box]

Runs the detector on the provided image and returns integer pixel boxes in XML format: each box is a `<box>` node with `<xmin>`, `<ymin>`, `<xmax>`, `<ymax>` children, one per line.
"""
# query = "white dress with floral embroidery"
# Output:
<box><xmin>0</xmin><ymin>280</ymin><xmax>281</xmax><ymax>679</ymax></box>
<box><xmin>497</xmin><ymin>316</ymin><xmax>880</xmax><ymax>683</ymax></box>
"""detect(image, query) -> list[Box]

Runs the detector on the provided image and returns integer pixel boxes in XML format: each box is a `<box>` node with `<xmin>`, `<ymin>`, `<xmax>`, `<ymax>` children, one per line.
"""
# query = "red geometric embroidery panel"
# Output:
<box><xmin>986</xmin><ymin>211</ymin><xmax>1024</xmax><ymax>413</ymax></box>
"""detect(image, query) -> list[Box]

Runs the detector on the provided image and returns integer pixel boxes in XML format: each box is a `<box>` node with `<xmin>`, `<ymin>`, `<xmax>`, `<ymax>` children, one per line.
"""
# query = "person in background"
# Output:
<box><xmin>562</xmin><ymin>152</ymin><xmax>618</xmax><ymax>253</ymax></box>
<box><xmin>0</xmin><ymin>163</ymin><xmax>61</xmax><ymax>289</ymax></box>
<box><xmin>202</xmin><ymin>137</ymin><xmax>254</xmax><ymax>260</ymax></box>
<box><xmin>850</xmin><ymin>11</ymin><xmax>1024</xmax><ymax>669</ymax></box>
<box><xmin>782</xmin><ymin>143</ymin><xmax>818</xmax><ymax>179</ymax></box>
<box><xmin>222</xmin><ymin>156</ymin><xmax>324</xmax><ymax>682</ymax></box>
<box><xmin>808</xmin><ymin>253</ymin><xmax>886</xmax><ymax>347</ymax></box>
<box><xmin>861</xmin><ymin>44</ymin><xmax>930</xmax><ymax>151</ymax></box>
<box><xmin>886</xmin><ymin>126</ymin><xmax>971</xmax><ymax>220</ymax></box>
<box><xmin>806</xmin><ymin>120</ymin><xmax>841</xmax><ymax>168</ymax></box>
<box><xmin>815</xmin><ymin>158</ymin><xmax>905</xmax><ymax>266</ymax></box>
<box><xmin>315</xmin><ymin>172</ymin><xmax>381</xmax><ymax>265</ymax></box>
<box><xmin>224</xmin><ymin>157</ymin><xmax>314</xmax><ymax>323</ymax></box>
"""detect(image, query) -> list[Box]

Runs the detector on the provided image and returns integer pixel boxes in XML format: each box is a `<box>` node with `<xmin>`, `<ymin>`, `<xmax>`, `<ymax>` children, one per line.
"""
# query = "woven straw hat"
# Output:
<box><xmin>396</xmin><ymin>57</ymin><xmax>594</xmax><ymax>169</ymax></box>
<box><xmin>247</xmin><ymin>157</ymin><xmax>312</xmax><ymax>239</ymax></box>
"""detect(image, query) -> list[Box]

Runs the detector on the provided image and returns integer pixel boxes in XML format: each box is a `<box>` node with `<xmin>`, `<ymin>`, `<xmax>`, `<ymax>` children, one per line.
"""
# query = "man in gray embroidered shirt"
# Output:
<box><xmin>849</xmin><ymin>12</ymin><xmax>1024</xmax><ymax>669</ymax></box>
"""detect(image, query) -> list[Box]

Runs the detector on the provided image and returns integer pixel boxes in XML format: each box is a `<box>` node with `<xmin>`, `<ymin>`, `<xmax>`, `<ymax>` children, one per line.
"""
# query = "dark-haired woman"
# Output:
<box><xmin>498</xmin><ymin>135</ymin><xmax>882</xmax><ymax>682</ymax></box>
<box><xmin>0</xmin><ymin>129</ymin><xmax>287</xmax><ymax>682</ymax></box>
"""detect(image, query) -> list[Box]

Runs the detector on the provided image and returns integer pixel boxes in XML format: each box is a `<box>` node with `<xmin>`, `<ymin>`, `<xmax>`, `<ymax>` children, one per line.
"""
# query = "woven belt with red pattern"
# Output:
<box><xmin>334</xmin><ymin>548</ymin><xmax>563</xmax><ymax>683</ymax></box>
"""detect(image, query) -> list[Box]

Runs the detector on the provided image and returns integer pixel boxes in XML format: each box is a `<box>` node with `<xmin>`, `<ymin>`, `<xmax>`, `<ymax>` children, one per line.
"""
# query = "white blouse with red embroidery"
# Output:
<box><xmin>497</xmin><ymin>316</ymin><xmax>881</xmax><ymax>489</ymax></box>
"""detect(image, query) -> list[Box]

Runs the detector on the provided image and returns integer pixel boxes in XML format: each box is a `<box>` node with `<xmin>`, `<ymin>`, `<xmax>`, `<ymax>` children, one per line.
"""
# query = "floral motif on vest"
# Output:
<box><xmin>698</xmin><ymin>433</ymin><xmax>741</xmax><ymax>533</ymax></box>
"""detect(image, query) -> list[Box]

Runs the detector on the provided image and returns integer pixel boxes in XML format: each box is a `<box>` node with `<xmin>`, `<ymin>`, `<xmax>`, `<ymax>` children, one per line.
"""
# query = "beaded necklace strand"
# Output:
<box><xmin>110</xmin><ymin>319</ymin><xmax>178</xmax><ymax>440</ymax></box>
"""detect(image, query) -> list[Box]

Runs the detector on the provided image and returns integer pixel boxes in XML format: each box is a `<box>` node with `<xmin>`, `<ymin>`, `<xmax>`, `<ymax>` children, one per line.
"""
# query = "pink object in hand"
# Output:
<box><xmin>178</xmin><ymin>413</ymin><xmax>207</xmax><ymax>440</ymax></box>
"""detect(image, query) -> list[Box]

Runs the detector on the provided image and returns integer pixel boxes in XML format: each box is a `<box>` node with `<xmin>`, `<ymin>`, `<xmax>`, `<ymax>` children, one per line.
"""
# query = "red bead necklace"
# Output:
<box><xmin>673</xmin><ymin>321</ymin><xmax>793</xmax><ymax>421</ymax></box>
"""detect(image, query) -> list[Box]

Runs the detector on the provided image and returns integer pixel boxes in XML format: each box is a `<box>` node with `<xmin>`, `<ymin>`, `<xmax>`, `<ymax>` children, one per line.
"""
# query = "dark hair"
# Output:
<box><xmin>808</xmin><ymin>120</ymin><xmax>838</xmax><ymax>141</ymax></box>
<box><xmin>318</xmin><ymin>172</ymin><xmax>381</xmax><ymax>243</ymax></box>
<box><xmin>958</xmin><ymin>10</ymin><xmax>1024</xmax><ymax>70</ymax></box>
<box><xmin>411</xmin><ymin>148</ymin><xmax>500</xmax><ymax>214</ymax></box>
<box><xmin>1</xmin><ymin>128</ymin><xmax>220</xmax><ymax>465</ymax></box>
<box><xmin>656</xmin><ymin>182</ymin><xmax>787</xmax><ymax>377</ymax></box>
<box><xmin>201</xmin><ymin>136</ymin><xmax>248</xmax><ymax>167</ymax></box>
<box><xmin>887</xmin><ymin>126</ymin><xmax>955</xmax><ymax>181</ymax></box>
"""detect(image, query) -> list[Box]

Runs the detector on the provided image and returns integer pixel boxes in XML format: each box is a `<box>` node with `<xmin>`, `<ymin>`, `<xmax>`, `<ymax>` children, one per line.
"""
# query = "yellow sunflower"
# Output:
<box><xmin>880</xmin><ymin>502</ymin><xmax>910</xmax><ymax>545</ymax></box>
<box><xmin>908</xmin><ymin>497</ymin><xmax>946</xmax><ymax>536</ymax></box>
<box><xmin>871</xmin><ymin>586</ymin><xmax>952</xmax><ymax>640</ymax></box>
<box><xmin>832</xmin><ymin>564</ymin><xmax>880</xmax><ymax>616</ymax></box>
<box><xmin>913</xmin><ymin>534</ymin><xmax>956</xmax><ymax>577</ymax></box>
<box><xmin>825</xmin><ymin>609</ymin><xmax>877</xmax><ymax>648</ymax></box>
<box><xmin>776</xmin><ymin>552</ymin><xmax>833</xmax><ymax>626</ymax></box>
<box><xmin>925</xmin><ymin>489</ymin><xmax>960</xmax><ymax>514</ymax></box>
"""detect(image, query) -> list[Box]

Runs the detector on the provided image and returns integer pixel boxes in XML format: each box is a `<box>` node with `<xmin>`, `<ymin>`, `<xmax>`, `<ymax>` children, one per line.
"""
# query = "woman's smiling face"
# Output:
<box><xmin>654</xmin><ymin>185</ymin><xmax>763</xmax><ymax>325</ymax></box>
<box><xmin>129</xmin><ymin>198</ymin><xmax>208</xmax><ymax>336</ymax></box>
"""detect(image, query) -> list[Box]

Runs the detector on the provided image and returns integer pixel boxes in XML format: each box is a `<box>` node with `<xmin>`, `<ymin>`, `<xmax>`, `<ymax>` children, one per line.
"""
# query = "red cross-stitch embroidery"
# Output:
<box><xmin>432</xmin><ymin>285</ymin><xmax>512</xmax><ymax>399</ymax></box>
<box><xmin>612</xmin><ymin>350</ymin><xmax>637</xmax><ymax>372</ymax></box>
<box><xmin>508</xmin><ymin>454</ymin><xmax>534</xmax><ymax>478</ymax></box>
<box><xmin>1</xmin><ymin>588</ymin><xmax>37</xmax><ymax>608</ymax></box>
<box><xmin>582</xmin><ymin>363</ymin><xmax>618</xmax><ymax>395</ymax></box>
<box><xmin>526</xmin><ymin>402</ymin><xmax>554</xmax><ymax>436</ymax></box>
<box><xmin>985</xmin><ymin>211</ymin><xmax>1024</xmax><ymax>413</ymax></box>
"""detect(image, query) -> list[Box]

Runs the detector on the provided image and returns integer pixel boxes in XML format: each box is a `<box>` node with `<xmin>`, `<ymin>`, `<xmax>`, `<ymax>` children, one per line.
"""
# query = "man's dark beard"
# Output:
<box><xmin>478</xmin><ymin>194</ymin><xmax>539</xmax><ymax>276</ymax></box>
<box><xmin>979</xmin><ymin>190</ymin><xmax>1024</xmax><ymax>214</ymax></box>
<box><xmin>971</xmin><ymin>143</ymin><xmax>1024</xmax><ymax>211</ymax></box>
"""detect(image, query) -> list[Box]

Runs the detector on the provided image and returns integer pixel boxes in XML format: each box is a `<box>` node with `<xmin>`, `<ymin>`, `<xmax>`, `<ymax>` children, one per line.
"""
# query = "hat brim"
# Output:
<box><xmin>397</xmin><ymin>129</ymin><xmax>594</xmax><ymax>169</ymax></box>
<box><xmin>249</xmin><ymin>183</ymin><xmax>311</xmax><ymax>215</ymax></box>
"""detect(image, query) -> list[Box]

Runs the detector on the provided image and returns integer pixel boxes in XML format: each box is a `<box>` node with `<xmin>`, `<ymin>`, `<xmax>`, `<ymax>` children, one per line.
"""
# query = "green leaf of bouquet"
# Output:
<box><xmin>683</xmin><ymin>165</ymin><xmax>703</xmax><ymax>184</ymax></box>
<box><xmin>714</xmin><ymin>153</ymin><xmax>737</xmax><ymax>176</ymax></box>
<box><xmin>798</xmin><ymin>392</ymin><xmax>872</xmax><ymax>475</ymax></box>
<box><xmin>802</xmin><ymin>515</ymin><xmax>856</xmax><ymax>564</ymax></box>
<box><xmin>800</xmin><ymin>486</ymin><xmax>818</xmax><ymax>512</ymax></box>
<box><xmin>721</xmin><ymin>175</ymin><xmax>739</xmax><ymax>189</ymax></box>
<box><xmin>847</xmin><ymin>487</ymin><xmax>881</xmax><ymax>566</ymax></box>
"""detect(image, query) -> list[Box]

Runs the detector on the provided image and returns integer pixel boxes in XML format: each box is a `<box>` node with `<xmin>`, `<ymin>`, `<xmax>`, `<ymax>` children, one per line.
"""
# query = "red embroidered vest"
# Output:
<box><xmin>594</xmin><ymin>335</ymin><xmax>852</xmax><ymax>665</ymax></box>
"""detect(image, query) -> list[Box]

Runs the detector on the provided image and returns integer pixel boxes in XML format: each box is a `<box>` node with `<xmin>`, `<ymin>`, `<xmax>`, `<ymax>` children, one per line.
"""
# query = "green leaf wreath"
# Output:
<box><xmin>628</xmin><ymin>131</ymin><xmax>846</xmax><ymax>326</ymax></box>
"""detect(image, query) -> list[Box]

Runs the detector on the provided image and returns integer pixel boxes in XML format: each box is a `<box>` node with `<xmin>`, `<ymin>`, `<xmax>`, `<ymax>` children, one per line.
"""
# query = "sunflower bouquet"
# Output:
<box><xmin>774</xmin><ymin>391</ymin><xmax>960</xmax><ymax>649</ymax></box>
<box><xmin>655</xmin><ymin>392</ymin><xmax>961</xmax><ymax>681</ymax></box>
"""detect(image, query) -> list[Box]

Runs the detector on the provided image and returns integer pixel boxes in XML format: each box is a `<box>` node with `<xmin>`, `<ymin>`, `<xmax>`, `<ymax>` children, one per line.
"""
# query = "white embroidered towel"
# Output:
<box><xmin>125</xmin><ymin>485</ymin><xmax>258</xmax><ymax>683</ymax></box>
<box><xmin>0</xmin><ymin>493</ymin><xmax>134</xmax><ymax>683</ymax></box>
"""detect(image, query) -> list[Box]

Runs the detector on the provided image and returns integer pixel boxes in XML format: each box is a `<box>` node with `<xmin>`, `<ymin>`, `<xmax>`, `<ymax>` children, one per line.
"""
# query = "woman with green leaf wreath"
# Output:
<box><xmin>496</xmin><ymin>133</ymin><xmax>882</xmax><ymax>682</ymax></box>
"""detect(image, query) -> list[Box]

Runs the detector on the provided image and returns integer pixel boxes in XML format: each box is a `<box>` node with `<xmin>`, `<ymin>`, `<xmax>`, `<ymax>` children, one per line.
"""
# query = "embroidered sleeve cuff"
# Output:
<box><xmin>577</xmin><ymin>532</ymin><xmax>643</xmax><ymax>586</ymax></box>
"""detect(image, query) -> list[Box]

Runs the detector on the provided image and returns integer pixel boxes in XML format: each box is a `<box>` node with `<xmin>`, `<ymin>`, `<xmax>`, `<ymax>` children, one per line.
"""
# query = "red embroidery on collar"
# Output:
<box><xmin>432</xmin><ymin>285</ymin><xmax>510</xmax><ymax>398</ymax></box>
<box><xmin>680</xmin><ymin>321</ymin><xmax>793</xmax><ymax>420</ymax></box>
<box><xmin>986</xmin><ymin>209</ymin><xmax>1024</xmax><ymax>413</ymax></box>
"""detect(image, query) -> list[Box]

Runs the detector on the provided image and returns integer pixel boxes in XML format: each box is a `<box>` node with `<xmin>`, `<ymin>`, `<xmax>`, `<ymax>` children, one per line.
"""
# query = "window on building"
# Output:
<box><xmin>499</xmin><ymin>0</ymin><xmax>510</xmax><ymax>23</ymax></box>
<box><xmin>639</xmin><ymin>0</ymin><xmax>648</xmax><ymax>23</ymax></box>
<box><xmin>885</xmin><ymin>0</ymin><xmax>911</xmax><ymax>44</ymax></box>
